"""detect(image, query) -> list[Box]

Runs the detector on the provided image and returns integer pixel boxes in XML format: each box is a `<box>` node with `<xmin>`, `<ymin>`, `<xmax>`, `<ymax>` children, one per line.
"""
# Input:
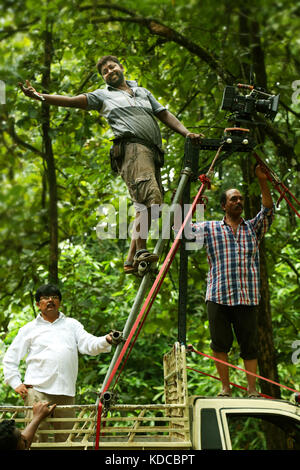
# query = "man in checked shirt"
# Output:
<box><xmin>192</xmin><ymin>164</ymin><xmax>274</xmax><ymax>397</ymax></box>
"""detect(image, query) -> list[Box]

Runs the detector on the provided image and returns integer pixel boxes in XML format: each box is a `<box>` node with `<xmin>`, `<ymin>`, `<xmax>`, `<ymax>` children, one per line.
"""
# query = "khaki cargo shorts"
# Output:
<box><xmin>119</xmin><ymin>142</ymin><xmax>164</xmax><ymax>215</ymax></box>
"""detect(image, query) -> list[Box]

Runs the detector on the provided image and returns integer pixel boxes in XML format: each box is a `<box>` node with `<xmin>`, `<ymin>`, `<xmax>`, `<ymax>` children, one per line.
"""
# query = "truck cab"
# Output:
<box><xmin>190</xmin><ymin>396</ymin><xmax>300</xmax><ymax>450</ymax></box>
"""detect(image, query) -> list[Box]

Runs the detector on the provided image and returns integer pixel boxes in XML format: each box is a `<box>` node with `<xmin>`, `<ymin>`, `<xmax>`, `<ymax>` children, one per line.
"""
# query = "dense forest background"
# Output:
<box><xmin>0</xmin><ymin>0</ymin><xmax>299</xmax><ymax>415</ymax></box>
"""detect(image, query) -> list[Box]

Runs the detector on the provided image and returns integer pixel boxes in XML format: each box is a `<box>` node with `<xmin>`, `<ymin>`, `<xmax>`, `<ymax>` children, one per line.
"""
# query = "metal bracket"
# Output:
<box><xmin>99</xmin><ymin>390</ymin><xmax>116</xmax><ymax>411</ymax></box>
<box><xmin>110</xmin><ymin>330</ymin><xmax>126</xmax><ymax>345</ymax></box>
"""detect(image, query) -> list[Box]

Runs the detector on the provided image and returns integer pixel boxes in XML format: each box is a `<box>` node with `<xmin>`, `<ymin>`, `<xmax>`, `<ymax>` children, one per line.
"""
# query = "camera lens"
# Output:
<box><xmin>255</xmin><ymin>99</ymin><xmax>270</xmax><ymax>113</ymax></box>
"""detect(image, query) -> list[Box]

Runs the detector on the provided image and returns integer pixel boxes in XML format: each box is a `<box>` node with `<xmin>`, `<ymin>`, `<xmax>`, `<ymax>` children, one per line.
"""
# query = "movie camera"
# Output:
<box><xmin>220</xmin><ymin>83</ymin><xmax>280</xmax><ymax>123</ymax></box>
<box><xmin>189</xmin><ymin>83</ymin><xmax>280</xmax><ymax>159</ymax></box>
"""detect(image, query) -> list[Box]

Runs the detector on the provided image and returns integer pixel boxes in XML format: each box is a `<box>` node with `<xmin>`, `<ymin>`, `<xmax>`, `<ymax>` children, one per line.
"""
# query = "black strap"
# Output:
<box><xmin>113</xmin><ymin>136</ymin><xmax>164</xmax><ymax>156</ymax></box>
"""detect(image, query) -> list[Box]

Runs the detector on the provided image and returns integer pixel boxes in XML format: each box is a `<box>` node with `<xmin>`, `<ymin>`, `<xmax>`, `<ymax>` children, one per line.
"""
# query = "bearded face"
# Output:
<box><xmin>101</xmin><ymin>61</ymin><xmax>125</xmax><ymax>88</ymax></box>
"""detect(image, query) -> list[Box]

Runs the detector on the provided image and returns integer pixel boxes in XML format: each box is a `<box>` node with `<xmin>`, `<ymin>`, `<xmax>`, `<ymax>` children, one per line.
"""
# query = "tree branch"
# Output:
<box><xmin>79</xmin><ymin>3</ymin><xmax>136</xmax><ymax>16</ymax></box>
<box><xmin>280</xmin><ymin>100</ymin><xmax>300</xmax><ymax>119</ymax></box>
<box><xmin>6</xmin><ymin>119</ymin><xmax>45</xmax><ymax>157</ymax></box>
<box><xmin>0</xmin><ymin>18</ymin><xmax>39</xmax><ymax>41</ymax></box>
<box><xmin>79</xmin><ymin>2</ymin><xmax>235</xmax><ymax>84</ymax></box>
<box><xmin>280</xmin><ymin>255</ymin><xmax>300</xmax><ymax>284</ymax></box>
<box><xmin>83</xmin><ymin>3</ymin><xmax>298</xmax><ymax>163</ymax></box>
<box><xmin>256</xmin><ymin>116</ymin><xmax>298</xmax><ymax>165</ymax></box>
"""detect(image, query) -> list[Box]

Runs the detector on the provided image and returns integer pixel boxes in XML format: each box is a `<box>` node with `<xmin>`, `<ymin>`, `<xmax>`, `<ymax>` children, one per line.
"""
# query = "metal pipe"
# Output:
<box><xmin>100</xmin><ymin>391</ymin><xmax>113</xmax><ymax>406</ymax></box>
<box><xmin>99</xmin><ymin>167</ymin><xmax>192</xmax><ymax>394</ymax></box>
<box><xmin>110</xmin><ymin>330</ymin><xmax>124</xmax><ymax>345</ymax></box>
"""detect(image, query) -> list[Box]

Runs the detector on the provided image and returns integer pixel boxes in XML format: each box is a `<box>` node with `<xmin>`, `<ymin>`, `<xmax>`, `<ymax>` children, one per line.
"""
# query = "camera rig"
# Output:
<box><xmin>183</xmin><ymin>82</ymin><xmax>299</xmax><ymax>216</ymax></box>
<box><xmin>184</xmin><ymin>83</ymin><xmax>280</xmax><ymax>174</ymax></box>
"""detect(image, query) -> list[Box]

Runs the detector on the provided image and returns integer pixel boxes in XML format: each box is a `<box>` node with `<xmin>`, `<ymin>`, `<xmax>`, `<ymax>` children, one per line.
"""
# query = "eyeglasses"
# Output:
<box><xmin>39</xmin><ymin>295</ymin><xmax>60</xmax><ymax>301</ymax></box>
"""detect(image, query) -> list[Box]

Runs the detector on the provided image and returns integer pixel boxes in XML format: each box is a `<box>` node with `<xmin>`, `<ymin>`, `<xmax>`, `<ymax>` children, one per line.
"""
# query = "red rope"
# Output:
<box><xmin>94</xmin><ymin>401</ymin><xmax>103</xmax><ymax>450</ymax></box>
<box><xmin>274</xmin><ymin>182</ymin><xmax>300</xmax><ymax>217</ymax></box>
<box><xmin>186</xmin><ymin>366</ymin><xmax>273</xmax><ymax>399</ymax></box>
<box><xmin>112</xmin><ymin>300</ymin><xmax>149</xmax><ymax>392</ymax></box>
<box><xmin>199</xmin><ymin>174</ymin><xmax>211</xmax><ymax>188</ymax></box>
<box><xmin>188</xmin><ymin>345</ymin><xmax>299</xmax><ymax>395</ymax></box>
<box><xmin>253</xmin><ymin>152</ymin><xmax>300</xmax><ymax>218</ymax></box>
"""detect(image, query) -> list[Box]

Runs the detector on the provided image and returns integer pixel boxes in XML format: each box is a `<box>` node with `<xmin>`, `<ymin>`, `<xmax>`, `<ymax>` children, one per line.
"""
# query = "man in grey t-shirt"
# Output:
<box><xmin>19</xmin><ymin>55</ymin><xmax>203</xmax><ymax>274</ymax></box>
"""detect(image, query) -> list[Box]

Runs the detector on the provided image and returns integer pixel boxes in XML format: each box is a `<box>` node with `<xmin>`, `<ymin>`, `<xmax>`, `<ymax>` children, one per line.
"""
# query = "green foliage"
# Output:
<box><xmin>0</xmin><ymin>0</ymin><xmax>299</xmax><ymax>421</ymax></box>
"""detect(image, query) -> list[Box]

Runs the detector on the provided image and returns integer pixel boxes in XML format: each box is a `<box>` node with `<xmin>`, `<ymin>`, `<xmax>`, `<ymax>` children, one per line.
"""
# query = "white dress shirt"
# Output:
<box><xmin>3</xmin><ymin>313</ymin><xmax>111</xmax><ymax>396</ymax></box>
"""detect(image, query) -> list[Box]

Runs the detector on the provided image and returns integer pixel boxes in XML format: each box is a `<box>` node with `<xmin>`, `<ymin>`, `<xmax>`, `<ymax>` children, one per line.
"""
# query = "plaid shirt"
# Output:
<box><xmin>192</xmin><ymin>206</ymin><xmax>274</xmax><ymax>306</ymax></box>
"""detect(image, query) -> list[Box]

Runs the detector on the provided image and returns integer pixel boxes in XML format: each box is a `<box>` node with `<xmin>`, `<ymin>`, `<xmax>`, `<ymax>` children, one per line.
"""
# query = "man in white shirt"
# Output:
<box><xmin>3</xmin><ymin>284</ymin><xmax>113</xmax><ymax>442</ymax></box>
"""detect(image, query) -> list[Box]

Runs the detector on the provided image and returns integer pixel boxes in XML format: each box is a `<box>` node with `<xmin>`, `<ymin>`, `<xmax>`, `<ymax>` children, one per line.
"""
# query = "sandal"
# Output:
<box><xmin>217</xmin><ymin>391</ymin><xmax>232</xmax><ymax>397</ymax></box>
<box><xmin>132</xmin><ymin>249</ymin><xmax>159</xmax><ymax>269</ymax></box>
<box><xmin>247</xmin><ymin>391</ymin><xmax>261</xmax><ymax>398</ymax></box>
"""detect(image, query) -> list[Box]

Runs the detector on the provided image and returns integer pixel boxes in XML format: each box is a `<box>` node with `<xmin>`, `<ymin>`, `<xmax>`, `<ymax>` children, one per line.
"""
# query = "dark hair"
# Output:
<box><xmin>35</xmin><ymin>284</ymin><xmax>62</xmax><ymax>303</ymax></box>
<box><xmin>96</xmin><ymin>55</ymin><xmax>122</xmax><ymax>76</ymax></box>
<box><xmin>0</xmin><ymin>420</ymin><xmax>19</xmax><ymax>450</ymax></box>
<box><xmin>220</xmin><ymin>188</ymin><xmax>231</xmax><ymax>208</ymax></box>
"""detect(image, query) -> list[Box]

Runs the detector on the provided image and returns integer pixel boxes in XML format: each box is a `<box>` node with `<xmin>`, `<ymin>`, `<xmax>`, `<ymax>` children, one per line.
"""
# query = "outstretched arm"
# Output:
<box><xmin>21</xmin><ymin>402</ymin><xmax>56</xmax><ymax>449</ymax></box>
<box><xmin>255</xmin><ymin>164</ymin><xmax>273</xmax><ymax>209</ymax></box>
<box><xmin>19</xmin><ymin>80</ymin><xmax>87</xmax><ymax>109</ymax></box>
<box><xmin>156</xmin><ymin>109</ymin><xmax>204</xmax><ymax>143</ymax></box>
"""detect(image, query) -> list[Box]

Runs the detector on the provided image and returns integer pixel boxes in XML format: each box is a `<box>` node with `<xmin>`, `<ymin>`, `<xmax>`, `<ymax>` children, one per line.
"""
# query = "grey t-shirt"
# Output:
<box><xmin>83</xmin><ymin>80</ymin><xmax>166</xmax><ymax>148</ymax></box>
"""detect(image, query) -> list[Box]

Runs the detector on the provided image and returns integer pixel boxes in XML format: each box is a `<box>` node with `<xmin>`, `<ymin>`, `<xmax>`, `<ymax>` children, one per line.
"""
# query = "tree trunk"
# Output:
<box><xmin>239</xmin><ymin>7</ymin><xmax>280</xmax><ymax>398</ymax></box>
<box><xmin>257</xmin><ymin>240</ymin><xmax>281</xmax><ymax>398</ymax></box>
<box><xmin>41</xmin><ymin>24</ymin><xmax>59</xmax><ymax>284</ymax></box>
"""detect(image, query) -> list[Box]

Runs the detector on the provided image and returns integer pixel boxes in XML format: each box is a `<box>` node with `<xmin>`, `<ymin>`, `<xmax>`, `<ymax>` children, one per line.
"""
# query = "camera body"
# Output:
<box><xmin>185</xmin><ymin>82</ymin><xmax>280</xmax><ymax>172</ymax></box>
<box><xmin>220</xmin><ymin>85</ymin><xmax>280</xmax><ymax>122</ymax></box>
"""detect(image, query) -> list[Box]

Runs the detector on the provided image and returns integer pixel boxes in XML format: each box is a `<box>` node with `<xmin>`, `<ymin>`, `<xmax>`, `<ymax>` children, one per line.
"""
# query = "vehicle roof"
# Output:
<box><xmin>189</xmin><ymin>395</ymin><xmax>300</xmax><ymax>417</ymax></box>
